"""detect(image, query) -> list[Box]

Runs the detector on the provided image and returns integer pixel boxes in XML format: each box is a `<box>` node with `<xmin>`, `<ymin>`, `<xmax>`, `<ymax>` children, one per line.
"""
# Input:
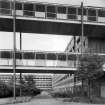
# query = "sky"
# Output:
<box><xmin>26</xmin><ymin>0</ymin><xmax>105</xmax><ymax>7</ymax></box>
<box><xmin>0</xmin><ymin>32</ymin><xmax>71</xmax><ymax>52</ymax></box>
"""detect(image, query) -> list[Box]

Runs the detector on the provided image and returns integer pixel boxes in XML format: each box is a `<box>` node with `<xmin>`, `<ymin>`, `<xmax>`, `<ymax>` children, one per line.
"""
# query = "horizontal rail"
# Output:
<box><xmin>0</xmin><ymin>50</ymin><xmax>105</xmax><ymax>60</ymax></box>
<box><xmin>0</xmin><ymin>59</ymin><xmax>78</xmax><ymax>68</ymax></box>
<box><xmin>0</xmin><ymin>0</ymin><xmax>105</xmax><ymax>24</ymax></box>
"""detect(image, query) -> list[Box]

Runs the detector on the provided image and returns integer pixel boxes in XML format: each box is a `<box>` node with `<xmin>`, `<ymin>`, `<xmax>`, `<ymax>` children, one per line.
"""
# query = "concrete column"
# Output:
<box><xmin>20</xmin><ymin>32</ymin><xmax>22</xmax><ymax>96</ymax></box>
<box><xmin>20</xmin><ymin>72</ymin><xmax>22</xmax><ymax>96</ymax></box>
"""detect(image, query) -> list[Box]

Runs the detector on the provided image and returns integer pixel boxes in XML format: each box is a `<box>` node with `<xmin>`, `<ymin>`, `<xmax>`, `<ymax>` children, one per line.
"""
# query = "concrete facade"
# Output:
<box><xmin>0</xmin><ymin>74</ymin><xmax>52</xmax><ymax>90</ymax></box>
<box><xmin>52</xmin><ymin>36</ymin><xmax>105</xmax><ymax>98</ymax></box>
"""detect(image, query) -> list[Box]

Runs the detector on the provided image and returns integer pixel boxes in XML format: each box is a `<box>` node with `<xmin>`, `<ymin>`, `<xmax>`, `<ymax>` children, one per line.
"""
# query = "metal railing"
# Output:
<box><xmin>0</xmin><ymin>58</ymin><xmax>78</xmax><ymax>68</ymax></box>
<box><xmin>0</xmin><ymin>4</ymin><xmax>105</xmax><ymax>23</ymax></box>
<box><xmin>0</xmin><ymin>50</ymin><xmax>105</xmax><ymax>68</ymax></box>
<box><xmin>0</xmin><ymin>50</ymin><xmax>79</xmax><ymax>68</ymax></box>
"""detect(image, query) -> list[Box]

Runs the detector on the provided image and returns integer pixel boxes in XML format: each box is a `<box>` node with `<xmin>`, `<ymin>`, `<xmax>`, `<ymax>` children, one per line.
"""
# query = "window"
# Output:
<box><xmin>15</xmin><ymin>2</ymin><xmax>22</xmax><ymax>10</ymax></box>
<box><xmin>58</xmin><ymin>54</ymin><xmax>66</xmax><ymax>61</ymax></box>
<box><xmin>24</xmin><ymin>3</ymin><xmax>34</xmax><ymax>16</ymax></box>
<box><xmin>0</xmin><ymin>1</ymin><xmax>10</xmax><ymax>9</ymax></box>
<box><xmin>88</xmin><ymin>8</ymin><xmax>96</xmax><ymax>16</ymax></box>
<box><xmin>36</xmin><ymin>53</ymin><xmax>45</xmax><ymax>59</ymax></box>
<box><xmin>68</xmin><ymin>54</ymin><xmax>76</xmax><ymax>60</ymax></box>
<box><xmin>0</xmin><ymin>51</ymin><xmax>12</xmax><ymax>58</ymax></box>
<box><xmin>68</xmin><ymin>7</ymin><xmax>77</xmax><ymax>19</ymax></box>
<box><xmin>68</xmin><ymin>7</ymin><xmax>76</xmax><ymax>14</ymax></box>
<box><xmin>98</xmin><ymin>9</ymin><xmax>105</xmax><ymax>17</ymax></box>
<box><xmin>78</xmin><ymin>8</ymin><xmax>87</xmax><ymax>15</ymax></box>
<box><xmin>88</xmin><ymin>8</ymin><xmax>97</xmax><ymax>21</ymax></box>
<box><xmin>57</xmin><ymin>6</ymin><xmax>66</xmax><ymax>14</ymax></box>
<box><xmin>35</xmin><ymin>4</ymin><xmax>45</xmax><ymax>12</ymax></box>
<box><xmin>23</xmin><ymin>52</ymin><xmax>35</xmax><ymax>59</ymax></box>
<box><xmin>24</xmin><ymin>3</ymin><xmax>34</xmax><ymax>11</ymax></box>
<box><xmin>0</xmin><ymin>1</ymin><xmax>11</xmax><ymax>14</ymax></box>
<box><xmin>15</xmin><ymin>52</ymin><xmax>22</xmax><ymax>59</ymax></box>
<box><xmin>47</xmin><ymin>53</ymin><xmax>56</xmax><ymax>60</ymax></box>
<box><xmin>47</xmin><ymin>6</ymin><xmax>56</xmax><ymax>18</ymax></box>
<box><xmin>47</xmin><ymin>6</ymin><xmax>56</xmax><ymax>13</ymax></box>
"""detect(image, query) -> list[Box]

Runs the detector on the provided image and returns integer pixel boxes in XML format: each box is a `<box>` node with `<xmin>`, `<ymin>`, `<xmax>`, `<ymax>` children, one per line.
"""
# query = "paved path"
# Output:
<box><xmin>0</xmin><ymin>98</ymin><xmax>11</xmax><ymax>105</ymax></box>
<box><xmin>9</xmin><ymin>91</ymin><xmax>104</xmax><ymax>105</ymax></box>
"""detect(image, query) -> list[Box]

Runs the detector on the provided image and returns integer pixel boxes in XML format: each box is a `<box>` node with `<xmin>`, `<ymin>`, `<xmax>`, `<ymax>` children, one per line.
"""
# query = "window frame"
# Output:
<box><xmin>35</xmin><ymin>53</ymin><xmax>45</xmax><ymax>60</ymax></box>
<box><xmin>98</xmin><ymin>9</ymin><xmax>105</xmax><ymax>17</ymax></box>
<box><xmin>23</xmin><ymin>52</ymin><xmax>35</xmax><ymax>59</ymax></box>
<box><xmin>57</xmin><ymin>6</ymin><xmax>66</xmax><ymax>14</ymax></box>
<box><xmin>35</xmin><ymin>4</ymin><xmax>45</xmax><ymax>12</ymax></box>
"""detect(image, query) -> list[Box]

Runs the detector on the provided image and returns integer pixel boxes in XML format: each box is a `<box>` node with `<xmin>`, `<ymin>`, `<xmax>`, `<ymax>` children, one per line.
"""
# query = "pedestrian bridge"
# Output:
<box><xmin>0</xmin><ymin>50</ymin><xmax>105</xmax><ymax>73</ymax></box>
<box><xmin>0</xmin><ymin>50</ymin><xmax>78</xmax><ymax>73</ymax></box>
<box><xmin>0</xmin><ymin>0</ymin><xmax>105</xmax><ymax>37</ymax></box>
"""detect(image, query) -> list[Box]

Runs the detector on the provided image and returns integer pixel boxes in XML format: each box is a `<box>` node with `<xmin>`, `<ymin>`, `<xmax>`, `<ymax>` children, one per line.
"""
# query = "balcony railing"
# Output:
<box><xmin>0</xmin><ymin>0</ymin><xmax>105</xmax><ymax>23</ymax></box>
<box><xmin>0</xmin><ymin>50</ymin><xmax>79</xmax><ymax>68</ymax></box>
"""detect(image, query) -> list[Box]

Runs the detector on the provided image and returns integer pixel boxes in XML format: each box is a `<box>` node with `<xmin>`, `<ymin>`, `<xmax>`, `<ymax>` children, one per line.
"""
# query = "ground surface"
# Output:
<box><xmin>2</xmin><ymin>91</ymin><xmax>104</xmax><ymax>105</ymax></box>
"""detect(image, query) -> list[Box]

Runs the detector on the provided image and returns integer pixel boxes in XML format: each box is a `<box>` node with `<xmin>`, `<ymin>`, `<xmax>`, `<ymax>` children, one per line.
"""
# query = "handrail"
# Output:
<box><xmin>0</xmin><ymin>6</ymin><xmax>105</xmax><ymax>23</ymax></box>
<box><xmin>0</xmin><ymin>49</ymin><xmax>105</xmax><ymax>55</ymax></box>
<box><xmin>0</xmin><ymin>58</ymin><xmax>78</xmax><ymax>68</ymax></box>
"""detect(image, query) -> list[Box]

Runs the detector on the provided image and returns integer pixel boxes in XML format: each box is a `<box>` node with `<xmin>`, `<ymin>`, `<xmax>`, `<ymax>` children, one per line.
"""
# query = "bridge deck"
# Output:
<box><xmin>0</xmin><ymin>50</ymin><xmax>105</xmax><ymax>73</ymax></box>
<box><xmin>0</xmin><ymin>65</ymin><xmax>76</xmax><ymax>73</ymax></box>
<box><xmin>0</xmin><ymin>0</ymin><xmax>105</xmax><ymax>37</ymax></box>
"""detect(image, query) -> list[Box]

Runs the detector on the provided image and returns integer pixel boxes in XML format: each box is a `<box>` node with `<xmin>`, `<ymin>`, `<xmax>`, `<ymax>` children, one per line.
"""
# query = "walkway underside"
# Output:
<box><xmin>0</xmin><ymin>17</ymin><xmax>105</xmax><ymax>37</ymax></box>
<box><xmin>0</xmin><ymin>66</ymin><xmax>76</xmax><ymax>74</ymax></box>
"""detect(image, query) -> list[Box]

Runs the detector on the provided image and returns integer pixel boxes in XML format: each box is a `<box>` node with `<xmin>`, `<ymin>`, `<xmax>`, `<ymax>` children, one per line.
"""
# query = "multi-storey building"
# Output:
<box><xmin>66</xmin><ymin>36</ymin><xmax>105</xmax><ymax>53</ymax></box>
<box><xmin>52</xmin><ymin>36</ymin><xmax>105</xmax><ymax>98</ymax></box>
<box><xmin>0</xmin><ymin>74</ymin><xmax>52</xmax><ymax>90</ymax></box>
<box><xmin>52</xmin><ymin>74</ymin><xmax>75</xmax><ymax>94</ymax></box>
<box><xmin>34</xmin><ymin>74</ymin><xmax>52</xmax><ymax>90</ymax></box>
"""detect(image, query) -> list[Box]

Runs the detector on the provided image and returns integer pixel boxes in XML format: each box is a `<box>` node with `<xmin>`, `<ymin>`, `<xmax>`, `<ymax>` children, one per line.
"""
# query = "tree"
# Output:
<box><xmin>76</xmin><ymin>53</ymin><xmax>105</xmax><ymax>98</ymax></box>
<box><xmin>22</xmin><ymin>75</ymin><xmax>41</xmax><ymax>96</ymax></box>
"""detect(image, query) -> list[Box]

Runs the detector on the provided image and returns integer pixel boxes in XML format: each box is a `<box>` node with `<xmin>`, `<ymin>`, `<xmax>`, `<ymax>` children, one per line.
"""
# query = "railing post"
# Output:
<box><xmin>45</xmin><ymin>5</ymin><xmax>47</xmax><ymax>19</ymax></box>
<box><xmin>96</xmin><ymin>9</ymin><xmax>98</xmax><ymax>22</ymax></box>
<box><xmin>56</xmin><ymin>53</ymin><xmax>58</xmax><ymax>67</ymax></box>
<box><xmin>81</xmin><ymin>1</ymin><xmax>84</xmax><ymax>96</ymax></box>
<box><xmin>81</xmin><ymin>2</ymin><xmax>84</xmax><ymax>55</ymax></box>
<box><xmin>34</xmin><ymin>51</ymin><xmax>36</xmax><ymax>66</ymax></box>
<box><xmin>45</xmin><ymin>53</ymin><xmax>47</xmax><ymax>67</ymax></box>
<box><xmin>20</xmin><ymin>72</ymin><xmax>22</xmax><ymax>96</ymax></box>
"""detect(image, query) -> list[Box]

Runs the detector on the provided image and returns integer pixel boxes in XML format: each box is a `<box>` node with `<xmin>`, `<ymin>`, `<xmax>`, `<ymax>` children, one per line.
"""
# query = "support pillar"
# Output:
<box><xmin>20</xmin><ymin>32</ymin><xmax>22</xmax><ymax>96</ymax></box>
<box><xmin>81</xmin><ymin>2</ymin><xmax>84</xmax><ymax>55</ymax></box>
<box><xmin>73</xmin><ymin>36</ymin><xmax>77</xmax><ymax>96</ymax></box>
<box><xmin>20</xmin><ymin>72</ymin><xmax>22</xmax><ymax>96</ymax></box>
<box><xmin>13</xmin><ymin>0</ymin><xmax>16</xmax><ymax>100</ymax></box>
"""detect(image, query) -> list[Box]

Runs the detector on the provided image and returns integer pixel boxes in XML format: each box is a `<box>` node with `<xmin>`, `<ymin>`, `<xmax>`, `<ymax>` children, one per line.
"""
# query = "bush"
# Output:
<box><xmin>0</xmin><ymin>75</ymin><xmax>41</xmax><ymax>98</ymax></box>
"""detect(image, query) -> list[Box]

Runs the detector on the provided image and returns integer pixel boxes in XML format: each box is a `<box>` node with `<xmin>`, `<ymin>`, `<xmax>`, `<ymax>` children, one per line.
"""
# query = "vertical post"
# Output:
<box><xmin>81</xmin><ymin>1</ymin><xmax>84</xmax><ymax>96</ymax></box>
<box><xmin>74</xmin><ymin>36</ymin><xmax>76</xmax><ymax>67</ymax></box>
<box><xmin>20</xmin><ymin>32</ymin><xmax>22</xmax><ymax>96</ymax></box>
<box><xmin>13</xmin><ymin>0</ymin><xmax>16</xmax><ymax>100</ymax></box>
<box><xmin>81</xmin><ymin>2</ymin><xmax>84</xmax><ymax>55</ymax></box>
<box><xmin>20</xmin><ymin>72</ymin><xmax>22</xmax><ymax>96</ymax></box>
<box><xmin>74</xmin><ymin>36</ymin><xmax>76</xmax><ymax>96</ymax></box>
<box><xmin>20</xmin><ymin>32</ymin><xmax>22</xmax><ymax>50</ymax></box>
<box><xmin>45</xmin><ymin>5</ymin><xmax>47</xmax><ymax>19</ymax></box>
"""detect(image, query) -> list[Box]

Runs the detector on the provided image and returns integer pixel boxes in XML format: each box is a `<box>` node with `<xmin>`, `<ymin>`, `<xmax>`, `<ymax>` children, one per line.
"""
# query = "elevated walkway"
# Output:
<box><xmin>0</xmin><ymin>50</ymin><xmax>78</xmax><ymax>73</ymax></box>
<box><xmin>0</xmin><ymin>50</ymin><xmax>105</xmax><ymax>73</ymax></box>
<box><xmin>0</xmin><ymin>0</ymin><xmax>105</xmax><ymax>37</ymax></box>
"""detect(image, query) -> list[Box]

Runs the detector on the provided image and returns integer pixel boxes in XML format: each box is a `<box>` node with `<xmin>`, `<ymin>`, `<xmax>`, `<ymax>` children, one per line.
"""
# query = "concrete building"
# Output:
<box><xmin>52</xmin><ymin>36</ymin><xmax>105</xmax><ymax>98</ymax></box>
<box><xmin>66</xmin><ymin>36</ymin><xmax>105</xmax><ymax>53</ymax></box>
<box><xmin>33</xmin><ymin>74</ymin><xmax>52</xmax><ymax>90</ymax></box>
<box><xmin>0</xmin><ymin>74</ymin><xmax>52</xmax><ymax>90</ymax></box>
